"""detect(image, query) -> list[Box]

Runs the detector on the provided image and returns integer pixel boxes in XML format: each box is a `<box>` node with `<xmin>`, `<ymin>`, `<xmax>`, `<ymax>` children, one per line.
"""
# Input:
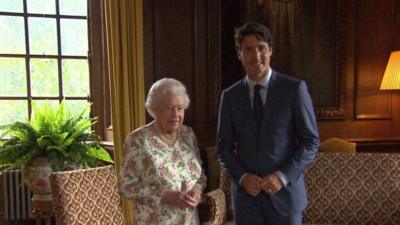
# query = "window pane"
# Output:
<box><xmin>60</xmin><ymin>19</ymin><xmax>88</xmax><ymax>56</ymax></box>
<box><xmin>30</xmin><ymin>58</ymin><xmax>59</xmax><ymax>96</ymax></box>
<box><xmin>29</xmin><ymin>17</ymin><xmax>57</xmax><ymax>55</ymax></box>
<box><xmin>59</xmin><ymin>0</ymin><xmax>87</xmax><ymax>16</ymax></box>
<box><xmin>0</xmin><ymin>0</ymin><xmax>23</xmax><ymax>13</ymax></box>
<box><xmin>0</xmin><ymin>16</ymin><xmax>25</xmax><ymax>54</ymax></box>
<box><xmin>62</xmin><ymin>59</ymin><xmax>89</xmax><ymax>96</ymax></box>
<box><xmin>0</xmin><ymin>57</ymin><xmax>27</xmax><ymax>96</ymax></box>
<box><xmin>32</xmin><ymin>100</ymin><xmax>59</xmax><ymax>113</ymax></box>
<box><xmin>64</xmin><ymin>100</ymin><xmax>90</xmax><ymax>118</ymax></box>
<box><xmin>27</xmin><ymin>0</ymin><xmax>56</xmax><ymax>14</ymax></box>
<box><xmin>0</xmin><ymin>100</ymin><xmax>28</xmax><ymax>125</ymax></box>
<box><xmin>31</xmin><ymin>100</ymin><xmax>59</xmax><ymax>121</ymax></box>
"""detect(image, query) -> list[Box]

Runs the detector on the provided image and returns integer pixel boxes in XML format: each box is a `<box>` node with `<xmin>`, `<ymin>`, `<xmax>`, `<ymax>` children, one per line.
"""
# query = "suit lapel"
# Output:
<box><xmin>260</xmin><ymin>71</ymin><xmax>279</xmax><ymax>135</ymax></box>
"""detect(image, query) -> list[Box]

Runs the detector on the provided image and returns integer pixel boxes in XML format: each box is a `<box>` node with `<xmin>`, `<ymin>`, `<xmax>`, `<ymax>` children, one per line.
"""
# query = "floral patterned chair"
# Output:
<box><xmin>50</xmin><ymin>165</ymin><xmax>125</xmax><ymax>225</ymax></box>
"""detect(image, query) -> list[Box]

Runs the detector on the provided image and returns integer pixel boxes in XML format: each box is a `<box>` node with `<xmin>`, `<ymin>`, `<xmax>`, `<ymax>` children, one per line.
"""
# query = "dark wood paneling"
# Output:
<box><xmin>90</xmin><ymin>0</ymin><xmax>111</xmax><ymax>141</ymax></box>
<box><xmin>315</xmin><ymin>0</ymin><xmax>346</xmax><ymax>119</ymax></box>
<box><xmin>0</xmin><ymin>178</ymin><xmax>3</xmax><ymax>224</ymax></box>
<box><xmin>144</xmin><ymin>0</ymin><xmax>197</xmax><ymax>122</ymax></box>
<box><xmin>395</xmin><ymin>0</ymin><xmax>400</xmax><ymax>50</ymax></box>
<box><xmin>143</xmin><ymin>0</ymin><xmax>220</xmax><ymax>146</ymax></box>
<box><xmin>153</xmin><ymin>0</ymin><xmax>195</xmax><ymax>124</ymax></box>
<box><xmin>354</xmin><ymin>0</ymin><xmax>393</xmax><ymax>119</ymax></box>
<box><xmin>143</xmin><ymin>0</ymin><xmax>400</xmax><ymax>151</ymax></box>
<box><xmin>193</xmin><ymin>0</ymin><xmax>207</xmax><ymax>125</ymax></box>
<box><xmin>143</xmin><ymin>0</ymin><xmax>155</xmax><ymax>94</ymax></box>
<box><xmin>207</xmin><ymin>0</ymin><xmax>222</xmax><ymax>122</ymax></box>
<box><xmin>319</xmin><ymin>0</ymin><xmax>400</xmax><ymax>143</ymax></box>
<box><xmin>222</xmin><ymin>0</ymin><xmax>349</xmax><ymax>120</ymax></box>
<box><xmin>348</xmin><ymin>137</ymin><xmax>400</xmax><ymax>152</ymax></box>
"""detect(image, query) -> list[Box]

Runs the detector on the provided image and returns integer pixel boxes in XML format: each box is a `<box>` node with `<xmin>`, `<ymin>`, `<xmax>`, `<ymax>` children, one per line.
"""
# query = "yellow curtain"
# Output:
<box><xmin>104</xmin><ymin>0</ymin><xmax>146</xmax><ymax>224</ymax></box>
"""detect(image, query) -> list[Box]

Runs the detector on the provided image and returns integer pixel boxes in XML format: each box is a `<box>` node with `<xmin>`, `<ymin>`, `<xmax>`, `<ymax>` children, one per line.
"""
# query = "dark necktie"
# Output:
<box><xmin>253</xmin><ymin>84</ymin><xmax>264</xmax><ymax>131</ymax></box>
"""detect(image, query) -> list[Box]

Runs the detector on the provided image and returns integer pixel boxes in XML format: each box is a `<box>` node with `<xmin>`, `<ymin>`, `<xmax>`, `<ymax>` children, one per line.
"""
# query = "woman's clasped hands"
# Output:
<box><xmin>161</xmin><ymin>186</ymin><xmax>202</xmax><ymax>209</ymax></box>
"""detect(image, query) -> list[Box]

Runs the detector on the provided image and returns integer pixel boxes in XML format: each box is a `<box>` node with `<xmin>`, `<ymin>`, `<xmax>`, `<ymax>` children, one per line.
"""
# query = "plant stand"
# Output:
<box><xmin>32</xmin><ymin>195</ymin><xmax>53</xmax><ymax>225</ymax></box>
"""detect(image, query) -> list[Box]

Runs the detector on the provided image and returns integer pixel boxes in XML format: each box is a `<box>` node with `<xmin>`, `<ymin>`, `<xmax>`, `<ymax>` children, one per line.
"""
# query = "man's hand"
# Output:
<box><xmin>261</xmin><ymin>173</ymin><xmax>283</xmax><ymax>196</ymax></box>
<box><xmin>241</xmin><ymin>174</ymin><xmax>263</xmax><ymax>197</ymax></box>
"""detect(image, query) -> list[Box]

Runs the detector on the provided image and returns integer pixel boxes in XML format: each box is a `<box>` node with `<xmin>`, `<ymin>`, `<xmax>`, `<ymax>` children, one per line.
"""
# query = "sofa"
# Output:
<box><xmin>199</xmin><ymin>151</ymin><xmax>400</xmax><ymax>225</ymax></box>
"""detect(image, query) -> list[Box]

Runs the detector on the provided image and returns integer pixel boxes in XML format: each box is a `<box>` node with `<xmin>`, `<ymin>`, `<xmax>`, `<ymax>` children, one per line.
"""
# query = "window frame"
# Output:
<box><xmin>88</xmin><ymin>0</ymin><xmax>112</xmax><ymax>141</ymax></box>
<box><xmin>0</xmin><ymin>0</ymin><xmax>112</xmax><ymax>142</ymax></box>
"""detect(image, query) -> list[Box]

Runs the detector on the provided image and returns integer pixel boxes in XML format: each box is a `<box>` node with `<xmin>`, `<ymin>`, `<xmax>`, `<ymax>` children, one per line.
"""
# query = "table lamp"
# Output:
<box><xmin>380</xmin><ymin>51</ymin><xmax>400</xmax><ymax>90</ymax></box>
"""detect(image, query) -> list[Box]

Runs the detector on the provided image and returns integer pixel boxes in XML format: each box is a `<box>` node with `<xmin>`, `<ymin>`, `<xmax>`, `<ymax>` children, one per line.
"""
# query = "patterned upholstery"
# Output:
<box><xmin>50</xmin><ymin>165</ymin><xmax>125</xmax><ymax>225</ymax></box>
<box><xmin>202</xmin><ymin>147</ymin><xmax>233</xmax><ymax>225</ymax></box>
<box><xmin>198</xmin><ymin>189</ymin><xmax>226</xmax><ymax>225</ymax></box>
<box><xmin>202</xmin><ymin>148</ymin><xmax>400</xmax><ymax>225</ymax></box>
<box><xmin>219</xmin><ymin>169</ymin><xmax>233</xmax><ymax>223</ymax></box>
<box><xmin>304</xmin><ymin>152</ymin><xmax>400</xmax><ymax>225</ymax></box>
<box><xmin>198</xmin><ymin>172</ymin><xmax>232</xmax><ymax>225</ymax></box>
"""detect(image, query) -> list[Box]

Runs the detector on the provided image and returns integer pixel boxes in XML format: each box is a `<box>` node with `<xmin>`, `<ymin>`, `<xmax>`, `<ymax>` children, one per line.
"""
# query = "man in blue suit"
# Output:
<box><xmin>216</xmin><ymin>22</ymin><xmax>320</xmax><ymax>225</ymax></box>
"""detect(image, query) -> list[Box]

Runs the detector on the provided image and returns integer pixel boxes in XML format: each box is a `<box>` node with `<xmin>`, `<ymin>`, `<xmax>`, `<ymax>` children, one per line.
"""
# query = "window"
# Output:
<box><xmin>0</xmin><ymin>0</ymin><xmax>111</xmax><ymax>140</ymax></box>
<box><xmin>0</xmin><ymin>0</ymin><xmax>90</xmax><ymax>123</ymax></box>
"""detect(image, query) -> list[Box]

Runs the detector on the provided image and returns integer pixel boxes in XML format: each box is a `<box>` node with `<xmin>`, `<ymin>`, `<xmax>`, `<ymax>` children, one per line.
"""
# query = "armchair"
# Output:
<box><xmin>319</xmin><ymin>138</ymin><xmax>356</xmax><ymax>153</ymax></box>
<box><xmin>50</xmin><ymin>165</ymin><xmax>125</xmax><ymax>225</ymax></box>
<box><xmin>198</xmin><ymin>147</ymin><xmax>234</xmax><ymax>225</ymax></box>
<box><xmin>198</xmin><ymin>170</ymin><xmax>232</xmax><ymax>225</ymax></box>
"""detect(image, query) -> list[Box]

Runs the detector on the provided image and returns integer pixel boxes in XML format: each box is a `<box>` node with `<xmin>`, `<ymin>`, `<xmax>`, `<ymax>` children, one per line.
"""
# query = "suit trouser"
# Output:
<box><xmin>234</xmin><ymin>192</ymin><xmax>302</xmax><ymax>225</ymax></box>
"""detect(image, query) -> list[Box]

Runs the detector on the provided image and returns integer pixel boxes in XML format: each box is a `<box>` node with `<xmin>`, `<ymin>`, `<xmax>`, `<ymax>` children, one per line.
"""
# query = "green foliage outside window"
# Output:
<box><xmin>0</xmin><ymin>0</ymin><xmax>90</xmax><ymax>127</ymax></box>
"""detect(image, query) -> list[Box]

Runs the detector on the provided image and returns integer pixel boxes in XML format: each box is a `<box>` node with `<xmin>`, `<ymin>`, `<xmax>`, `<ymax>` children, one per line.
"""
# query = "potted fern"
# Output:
<box><xmin>0</xmin><ymin>101</ymin><xmax>113</xmax><ymax>199</ymax></box>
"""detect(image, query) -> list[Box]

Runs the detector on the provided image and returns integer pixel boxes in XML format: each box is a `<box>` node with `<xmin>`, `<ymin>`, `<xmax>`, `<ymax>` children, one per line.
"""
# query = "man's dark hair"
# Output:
<box><xmin>234</xmin><ymin>22</ymin><xmax>274</xmax><ymax>53</ymax></box>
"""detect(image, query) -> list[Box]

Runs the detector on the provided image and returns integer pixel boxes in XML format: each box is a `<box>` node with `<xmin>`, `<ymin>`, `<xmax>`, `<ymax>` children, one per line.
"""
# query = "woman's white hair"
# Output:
<box><xmin>145</xmin><ymin>78</ymin><xmax>190</xmax><ymax>118</ymax></box>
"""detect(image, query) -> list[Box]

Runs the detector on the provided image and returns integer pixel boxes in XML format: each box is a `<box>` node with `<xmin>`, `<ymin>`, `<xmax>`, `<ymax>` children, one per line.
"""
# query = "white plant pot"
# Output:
<box><xmin>24</xmin><ymin>157</ymin><xmax>53</xmax><ymax>201</ymax></box>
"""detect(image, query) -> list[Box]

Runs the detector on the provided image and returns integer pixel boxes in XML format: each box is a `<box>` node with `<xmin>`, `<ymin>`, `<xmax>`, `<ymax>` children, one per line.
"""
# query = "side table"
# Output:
<box><xmin>32</xmin><ymin>199</ymin><xmax>53</xmax><ymax>225</ymax></box>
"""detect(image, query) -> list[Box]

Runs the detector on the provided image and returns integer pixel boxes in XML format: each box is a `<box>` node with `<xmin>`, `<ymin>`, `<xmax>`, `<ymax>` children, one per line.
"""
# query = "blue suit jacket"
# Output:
<box><xmin>216</xmin><ymin>71</ymin><xmax>320</xmax><ymax>216</ymax></box>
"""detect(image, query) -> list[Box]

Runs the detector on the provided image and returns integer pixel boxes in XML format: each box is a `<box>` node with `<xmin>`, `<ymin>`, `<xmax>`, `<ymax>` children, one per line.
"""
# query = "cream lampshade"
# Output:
<box><xmin>380</xmin><ymin>51</ymin><xmax>400</xmax><ymax>90</ymax></box>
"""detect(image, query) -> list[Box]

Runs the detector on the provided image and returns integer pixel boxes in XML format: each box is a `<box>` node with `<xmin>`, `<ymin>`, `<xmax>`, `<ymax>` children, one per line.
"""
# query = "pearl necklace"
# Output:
<box><xmin>154</xmin><ymin>123</ymin><xmax>178</xmax><ymax>147</ymax></box>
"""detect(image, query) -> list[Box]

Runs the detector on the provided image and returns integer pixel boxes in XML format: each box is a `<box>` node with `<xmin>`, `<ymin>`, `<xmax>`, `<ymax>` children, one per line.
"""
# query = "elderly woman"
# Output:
<box><xmin>119</xmin><ymin>78</ymin><xmax>207</xmax><ymax>225</ymax></box>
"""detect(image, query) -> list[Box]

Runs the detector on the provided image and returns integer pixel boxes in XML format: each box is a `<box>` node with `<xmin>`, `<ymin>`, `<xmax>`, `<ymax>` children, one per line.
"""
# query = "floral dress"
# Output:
<box><xmin>119</xmin><ymin>124</ymin><xmax>207</xmax><ymax>225</ymax></box>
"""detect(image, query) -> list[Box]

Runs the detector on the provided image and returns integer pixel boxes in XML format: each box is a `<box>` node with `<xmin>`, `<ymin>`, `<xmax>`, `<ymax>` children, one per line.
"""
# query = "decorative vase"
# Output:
<box><xmin>24</xmin><ymin>157</ymin><xmax>53</xmax><ymax>201</ymax></box>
